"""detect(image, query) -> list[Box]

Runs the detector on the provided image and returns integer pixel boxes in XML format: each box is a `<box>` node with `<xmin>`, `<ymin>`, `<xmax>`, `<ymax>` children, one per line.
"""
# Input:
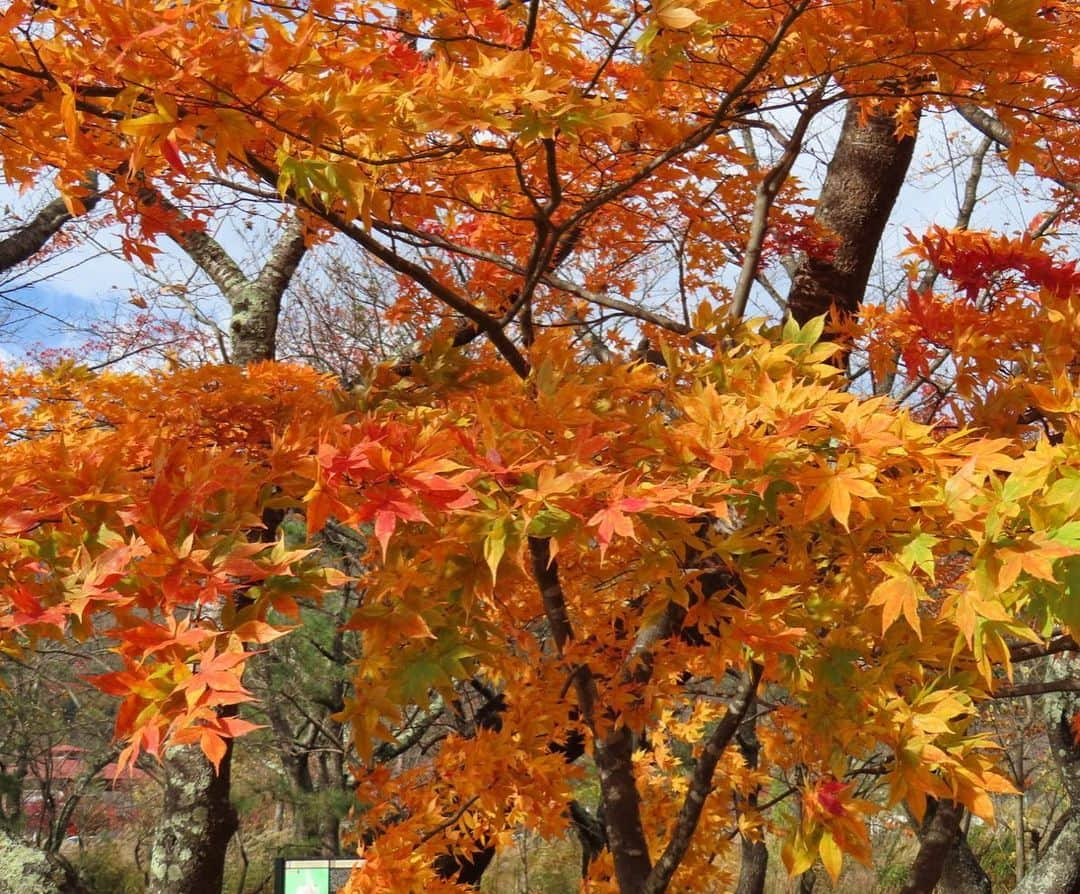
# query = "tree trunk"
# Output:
<box><xmin>594</xmin><ymin>724</ymin><xmax>654</xmax><ymax>894</ymax></box>
<box><xmin>1016</xmin><ymin>788</ymin><xmax>1026</xmax><ymax>883</ymax></box>
<box><xmin>171</xmin><ymin>214</ymin><xmax>306</xmax><ymax>365</ymax></box>
<box><xmin>1014</xmin><ymin>656</ymin><xmax>1080</xmax><ymax>894</ymax></box>
<box><xmin>146</xmin><ymin>217</ymin><xmax>303</xmax><ymax>893</ymax></box>
<box><xmin>146</xmin><ymin>746</ymin><xmax>238</xmax><ymax>894</ymax></box>
<box><xmin>900</xmin><ymin>799</ymin><xmax>962</xmax><ymax>894</ymax></box>
<box><xmin>787</xmin><ymin>100</ymin><xmax>920</xmax><ymax>325</ymax></box>
<box><xmin>0</xmin><ymin>828</ymin><xmax>85</xmax><ymax>894</ymax></box>
<box><xmin>1013</xmin><ymin>813</ymin><xmax>1080</xmax><ymax>894</ymax></box>
<box><xmin>734</xmin><ymin>707</ymin><xmax>767</xmax><ymax>894</ymax></box>
<box><xmin>735</xmin><ymin>836</ymin><xmax>768</xmax><ymax>894</ymax></box>
<box><xmin>569</xmin><ymin>800</ymin><xmax>606</xmax><ymax>878</ymax></box>
<box><xmin>938</xmin><ymin>834</ymin><xmax>992</xmax><ymax>894</ymax></box>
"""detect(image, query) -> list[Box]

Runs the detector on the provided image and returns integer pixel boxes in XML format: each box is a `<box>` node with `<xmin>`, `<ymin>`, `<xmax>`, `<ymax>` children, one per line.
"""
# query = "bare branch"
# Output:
<box><xmin>729</xmin><ymin>86</ymin><xmax>824</xmax><ymax>320</ymax></box>
<box><xmin>642</xmin><ymin>664</ymin><xmax>763</xmax><ymax>894</ymax></box>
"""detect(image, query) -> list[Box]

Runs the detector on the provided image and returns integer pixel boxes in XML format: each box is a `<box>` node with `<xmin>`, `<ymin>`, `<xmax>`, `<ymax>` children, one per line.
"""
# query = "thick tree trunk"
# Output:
<box><xmin>938</xmin><ymin>834</ymin><xmax>992</xmax><ymax>894</ymax></box>
<box><xmin>900</xmin><ymin>799</ymin><xmax>962</xmax><ymax>894</ymax></box>
<box><xmin>0</xmin><ymin>827</ymin><xmax>85</xmax><ymax>894</ymax></box>
<box><xmin>147</xmin><ymin>746</ymin><xmax>238</xmax><ymax>894</ymax></box>
<box><xmin>1014</xmin><ymin>813</ymin><xmax>1080</xmax><ymax>894</ymax></box>
<box><xmin>1014</xmin><ymin>657</ymin><xmax>1080</xmax><ymax>894</ymax></box>
<box><xmin>787</xmin><ymin>100</ymin><xmax>919</xmax><ymax>325</ymax></box>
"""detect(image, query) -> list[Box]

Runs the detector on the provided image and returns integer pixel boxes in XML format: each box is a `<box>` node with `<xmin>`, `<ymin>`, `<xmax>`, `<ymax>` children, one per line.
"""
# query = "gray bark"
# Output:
<box><xmin>136</xmin><ymin>185</ymin><xmax>307</xmax><ymax>364</ymax></box>
<box><xmin>1014</xmin><ymin>656</ymin><xmax>1080</xmax><ymax>894</ymax></box>
<box><xmin>146</xmin><ymin>211</ymin><xmax>301</xmax><ymax>893</ymax></box>
<box><xmin>0</xmin><ymin>829</ymin><xmax>80</xmax><ymax>894</ymax></box>
<box><xmin>787</xmin><ymin>100</ymin><xmax>920</xmax><ymax>325</ymax></box>
<box><xmin>147</xmin><ymin>746</ymin><xmax>238</xmax><ymax>894</ymax></box>
<box><xmin>174</xmin><ymin>214</ymin><xmax>306</xmax><ymax>364</ymax></box>
<box><xmin>1013</xmin><ymin>814</ymin><xmax>1080</xmax><ymax>894</ymax></box>
<box><xmin>735</xmin><ymin>835</ymin><xmax>768</xmax><ymax>894</ymax></box>
<box><xmin>938</xmin><ymin>835</ymin><xmax>992</xmax><ymax>894</ymax></box>
<box><xmin>0</xmin><ymin>178</ymin><xmax>101</xmax><ymax>274</ymax></box>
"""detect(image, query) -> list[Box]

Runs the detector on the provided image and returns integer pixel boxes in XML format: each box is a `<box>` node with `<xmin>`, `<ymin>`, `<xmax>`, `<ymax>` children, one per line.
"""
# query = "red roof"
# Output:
<box><xmin>33</xmin><ymin>746</ymin><xmax>149</xmax><ymax>784</ymax></box>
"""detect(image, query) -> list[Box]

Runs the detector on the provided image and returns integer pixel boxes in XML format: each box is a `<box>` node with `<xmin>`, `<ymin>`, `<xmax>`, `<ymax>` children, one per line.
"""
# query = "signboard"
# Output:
<box><xmin>273</xmin><ymin>858</ymin><xmax>365</xmax><ymax>894</ymax></box>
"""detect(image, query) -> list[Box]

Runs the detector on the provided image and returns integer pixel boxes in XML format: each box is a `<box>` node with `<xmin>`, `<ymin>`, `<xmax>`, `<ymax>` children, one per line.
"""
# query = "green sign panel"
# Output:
<box><xmin>275</xmin><ymin>858</ymin><xmax>364</xmax><ymax>894</ymax></box>
<box><xmin>284</xmin><ymin>863</ymin><xmax>328</xmax><ymax>894</ymax></box>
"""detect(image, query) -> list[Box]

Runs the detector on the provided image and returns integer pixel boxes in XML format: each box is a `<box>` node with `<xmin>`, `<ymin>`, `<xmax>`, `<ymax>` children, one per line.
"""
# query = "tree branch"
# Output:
<box><xmin>956</xmin><ymin>104</ymin><xmax>1079</xmax><ymax>193</ymax></box>
<box><xmin>729</xmin><ymin>86</ymin><xmax>824</xmax><ymax>320</ymax></box>
<box><xmin>643</xmin><ymin>664</ymin><xmax>763</xmax><ymax>894</ymax></box>
<box><xmin>992</xmin><ymin>678</ymin><xmax>1080</xmax><ymax>700</ymax></box>
<box><xmin>1009</xmin><ymin>634</ymin><xmax>1079</xmax><ymax>663</ymax></box>
<box><xmin>563</xmin><ymin>0</ymin><xmax>810</xmax><ymax>232</ymax></box>
<box><xmin>0</xmin><ymin>175</ymin><xmax>102</xmax><ymax>274</ymax></box>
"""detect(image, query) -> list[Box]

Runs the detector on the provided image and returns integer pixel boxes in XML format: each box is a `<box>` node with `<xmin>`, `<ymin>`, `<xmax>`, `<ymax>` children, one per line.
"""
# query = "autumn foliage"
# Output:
<box><xmin>0</xmin><ymin>316</ymin><xmax>1076</xmax><ymax>889</ymax></box>
<box><xmin>2</xmin><ymin>0</ymin><xmax>1080</xmax><ymax>891</ymax></box>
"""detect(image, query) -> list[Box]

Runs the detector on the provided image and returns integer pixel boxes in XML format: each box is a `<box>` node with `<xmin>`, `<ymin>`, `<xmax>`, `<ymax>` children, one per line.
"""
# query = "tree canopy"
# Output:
<box><xmin>1</xmin><ymin>0</ymin><xmax>1079</xmax><ymax>892</ymax></box>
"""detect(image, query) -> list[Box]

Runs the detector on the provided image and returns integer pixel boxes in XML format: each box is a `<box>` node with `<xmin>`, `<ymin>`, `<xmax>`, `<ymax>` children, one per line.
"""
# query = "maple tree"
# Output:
<box><xmin>1</xmin><ymin>0</ymin><xmax>1080</xmax><ymax>893</ymax></box>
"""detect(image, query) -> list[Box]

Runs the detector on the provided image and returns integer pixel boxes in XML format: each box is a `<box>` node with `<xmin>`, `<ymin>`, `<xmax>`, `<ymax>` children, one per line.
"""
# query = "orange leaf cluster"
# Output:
<box><xmin>0</xmin><ymin>323</ymin><xmax>1076</xmax><ymax>887</ymax></box>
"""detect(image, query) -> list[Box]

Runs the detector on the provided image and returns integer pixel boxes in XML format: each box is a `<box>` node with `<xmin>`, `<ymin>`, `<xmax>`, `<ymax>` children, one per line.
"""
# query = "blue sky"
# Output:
<box><xmin>0</xmin><ymin>107</ymin><xmax>1058</xmax><ymax>369</ymax></box>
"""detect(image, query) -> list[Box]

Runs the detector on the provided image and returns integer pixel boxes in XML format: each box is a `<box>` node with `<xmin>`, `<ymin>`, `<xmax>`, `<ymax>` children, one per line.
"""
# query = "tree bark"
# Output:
<box><xmin>528</xmin><ymin>536</ymin><xmax>656</xmax><ymax>893</ymax></box>
<box><xmin>1014</xmin><ymin>656</ymin><xmax>1080</xmax><ymax>894</ymax></box>
<box><xmin>146</xmin><ymin>215</ymin><xmax>301</xmax><ymax>894</ymax></box>
<box><xmin>146</xmin><ymin>746</ymin><xmax>238</xmax><ymax>894</ymax></box>
<box><xmin>734</xmin><ymin>707</ymin><xmax>767</xmax><ymax>894</ymax></box>
<box><xmin>938</xmin><ymin>834</ymin><xmax>992</xmax><ymax>894</ymax></box>
<box><xmin>735</xmin><ymin>835</ymin><xmax>768</xmax><ymax>894</ymax></box>
<box><xmin>169</xmin><ymin>212</ymin><xmax>307</xmax><ymax>365</ymax></box>
<box><xmin>900</xmin><ymin>798</ymin><xmax>962</xmax><ymax>894</ymax></box>
<box><xmin>595</xmin><ymin>724</ymin><xmax>654</xmax><ymax>893</ymax></box>
<box><xmin>787</xmin><ymin>100</ymin><xmax>920</xmax><ymax>325</ymax></box>
<box><xmin>0</xmin><ymin>827</ymin><xmax>85</xmax><ymax>894</ymax></box>
<box><xmin>135</xmin><ymin>185</ymin><xmax>308</xmax><ymax>365</ymax></box>
<box><xmin>0</xmin><ymin>178</ymin><xmax>101</xmax><ymax>274</ymax></box>
<box><xmin>569</xmin><ymin>800</ymin><xmax>607</xmax><ymax>878</ymax></box>
<box><xmin>1014</xmin><ymin>813</ymin><xmax>1080</xmax><ymax>894</ymax></box>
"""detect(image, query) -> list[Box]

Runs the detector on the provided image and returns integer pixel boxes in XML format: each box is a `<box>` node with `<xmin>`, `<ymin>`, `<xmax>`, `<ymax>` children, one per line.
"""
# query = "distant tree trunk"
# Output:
<box><xmin>1015</xmin><ymin>748</ymin><xmax>1026</xmax><ymax>884</ymax></box>
<box><xmin>787</xmin><ymin>100</ymin><xmax>920</xmax><ymax>326</ymax></box>
<box><xmin>146</xmin><ymin>215</ymin><xmax>305</xmax><ymax>894</ymax></box>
